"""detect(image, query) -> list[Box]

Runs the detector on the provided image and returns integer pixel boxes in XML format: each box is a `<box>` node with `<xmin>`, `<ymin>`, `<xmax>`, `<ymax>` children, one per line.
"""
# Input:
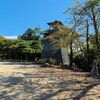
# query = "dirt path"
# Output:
<box><xmin>0</xmin><ymin>62</ymin><xmax>100</xmax><ymax>100</ymax></box>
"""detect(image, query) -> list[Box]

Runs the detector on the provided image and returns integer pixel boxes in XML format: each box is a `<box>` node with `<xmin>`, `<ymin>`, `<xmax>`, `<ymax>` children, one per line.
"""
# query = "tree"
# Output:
<box><xmin>0</xmin><ymin>33</ymin><xmax>43</xmax><ymax>61</ymax></box>
<box><xmin>89</xmin><ymin>32</ymin><xmax>100</xmax><ymax>62</ymax></box>
<box><xmin>17</xmin><ymin>27</ymin><xmax>43</xmax><ymax>61</ymax></box>
<box><xmin>17</xmin><ymin>40</ymin><xmax>43</xmax><ymax>61</ymax></box>
<box><xmin>0</xmin><ymin>38</ymin><xmax>18</xmax><ymax>60</ymax></box>
<box><xmin>72</xmin><ymin>0</ymin><xmax>100</xmax><ymax>50</ymax></box>
<box><xmin>64</xmin><ymin>0</ymin><xmax>100</xmax><ymax>70</ymax></box>
<box><xmin>45</xmin><ymin>22</ymin><xmax>81</xmax><ymax>67</ymax></box>
<box><xmin>18</xmin><ymin>27</ymin><xmax>41</xmax><ymax>41</ymax></box>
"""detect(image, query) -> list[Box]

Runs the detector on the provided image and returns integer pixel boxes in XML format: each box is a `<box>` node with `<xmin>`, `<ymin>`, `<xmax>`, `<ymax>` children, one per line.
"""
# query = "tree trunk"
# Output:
<box><xmin>91</xmin><ymin>8</ymin><xmax>99</xmax><ymax>50</ymax></box>
<box><xmin>86</xmin><ymin>20</ymin><xmax>89</xmax><ymax>65</ymax></box>
<box><xmin>69</xmin><ymin>36</ymin><xmax>73</xmax><ymax>67</ymax></box>
<box><xmin>86</xmin><ymin>20</ymin><xmax>89</xmax><ymax>54</ymax></box>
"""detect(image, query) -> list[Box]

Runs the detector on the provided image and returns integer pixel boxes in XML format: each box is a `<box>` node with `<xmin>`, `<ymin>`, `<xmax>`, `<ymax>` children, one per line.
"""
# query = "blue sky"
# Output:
<box><xmin>0</xmin><ymin>0</ymin><xmax>84</xmax><ymax>39</ymax></box>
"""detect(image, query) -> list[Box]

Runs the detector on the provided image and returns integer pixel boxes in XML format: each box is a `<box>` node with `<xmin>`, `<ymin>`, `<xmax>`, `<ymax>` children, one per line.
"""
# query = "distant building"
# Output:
<box><xmin>42</xmin><ymin>21</ymin><xmax>70</xmax><ymax>66</ymax></box>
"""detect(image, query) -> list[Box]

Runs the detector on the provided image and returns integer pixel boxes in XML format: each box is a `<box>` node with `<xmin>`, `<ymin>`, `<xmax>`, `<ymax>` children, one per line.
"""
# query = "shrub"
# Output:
<box><xmin>37</xmin><ymin>57</ymin><xmax>56</xmax><ymax>65</ymax></box>
<box><xmin>37</xmin><ymin>58</ymin><xmax>47</xmax><ymax>64</ymax></box>
<box><xmin>48</xmin><ymin>57</ymin><xmax>56</xmax><ymax>64</ymax></box>
<box><xmin>73</xmin><ymin>48</ymin><xmax>96</xmax><ymax>71</ymax></box>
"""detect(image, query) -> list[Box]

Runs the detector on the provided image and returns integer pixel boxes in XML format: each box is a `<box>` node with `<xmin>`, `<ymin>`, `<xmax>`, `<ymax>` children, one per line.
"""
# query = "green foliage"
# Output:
<box><xmin>64</xmin><ymin>0</ymin><xmax>100</xmax><ymax>70</ymax></box>
<box><xmin>0</xmin><ymin>28</ymin><xmax>43</xmax><ymax>61</ymax></box>
<box><xmin>17</xmin><ymin>40</ymin><xmax>33</xmax><ymax>53</ymax></box>
<box><xmin>37</xmin><ymin>58</ymin><xmax>47</xmax><ymax>64</ymax></box>
<box><xmin>48</xmin><ymin>57</ymin><xmax>56</xmax><ymax>64</ymax></box>
<box><xmin>73</xmin><ymin>48</ymin><xmax>96</xmax><ymax>71</ymax></box>
<box><xmin>31</xmin><ymin>41</ymin><xmax>43</xmax><ymax>53</ymax></box>
<box><xmin>37</xmin><ymin>58</ymin><xmax>56</xmax><ymax>65</ymax></box>
<box><xmin>16</xmin><ymin>40</ymin><xmax>43</xmax><ymax>60</ymax></box>
<box><xmin>45</xmin><ymin>25</ymin><xmax>74</xmax><ymax>49</ymax></box>
<box><xmin>97</xmin><ymin>53</ymin><xmax>100</xmax><ymax>65</ymax></box>
<box><xmin>89</xmin><ymin>33</ymin><xmax>100</xmax><ymax>64</ymax></box>
<box><xmin>18</xmin><ymin>28</ymin><xmax>41</xmax><ymax>41</ymax></box>
<box><xmin>89</xmin><ymin>33</ymin><xmax>100</xmax><ymax>48</ymax></box>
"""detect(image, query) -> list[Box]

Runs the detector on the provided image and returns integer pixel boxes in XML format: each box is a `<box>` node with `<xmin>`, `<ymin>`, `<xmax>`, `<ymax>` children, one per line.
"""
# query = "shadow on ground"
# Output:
<box><xmin>0</xmin><ymin>67</ymin><xmax>100</xmax><ymax>100</ymax></box>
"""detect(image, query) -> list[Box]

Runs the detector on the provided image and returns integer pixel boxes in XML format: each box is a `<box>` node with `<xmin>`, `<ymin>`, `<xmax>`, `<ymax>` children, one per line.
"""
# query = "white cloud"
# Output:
<box><xmin>4</xmin><ymin>35</ymin><xmax>18</xmax><ymax>39</ymax></box>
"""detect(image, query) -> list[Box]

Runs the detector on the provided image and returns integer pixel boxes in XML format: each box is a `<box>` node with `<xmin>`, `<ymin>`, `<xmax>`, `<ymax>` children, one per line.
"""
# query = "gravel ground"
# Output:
<box><xmin>0</xmin><ymin>62</ymin><xmax>100</xmax><ymax>100</ymax></box>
